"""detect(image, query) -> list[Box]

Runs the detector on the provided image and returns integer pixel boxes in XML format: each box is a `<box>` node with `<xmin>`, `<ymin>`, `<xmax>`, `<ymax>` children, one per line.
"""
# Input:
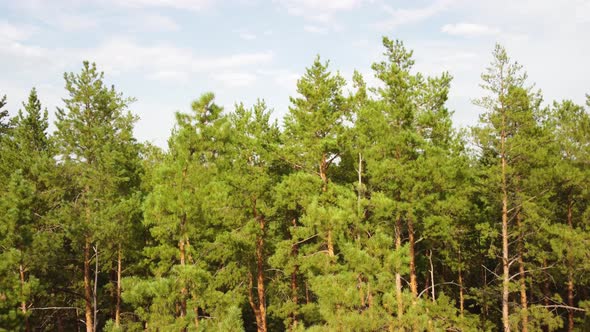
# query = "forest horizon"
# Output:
<box><xmin>1</xmin><ymin>36</ymin><xmax>589</xmax><ymax>332</ymax></box>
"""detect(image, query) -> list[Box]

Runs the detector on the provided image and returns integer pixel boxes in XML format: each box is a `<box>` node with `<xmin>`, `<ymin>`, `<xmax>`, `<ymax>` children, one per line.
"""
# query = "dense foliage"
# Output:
<box><xmin>1</xmin><ymin>39</ymin><xmax>589</xmax><ymax>332</ymax></box>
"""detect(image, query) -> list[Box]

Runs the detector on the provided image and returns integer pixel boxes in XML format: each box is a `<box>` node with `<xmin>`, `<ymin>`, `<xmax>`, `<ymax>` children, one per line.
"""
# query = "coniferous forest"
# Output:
<box><xmin>1</xmin><ymin>38</ymin><xmax>590</xmax><ymax>332</ymax></box>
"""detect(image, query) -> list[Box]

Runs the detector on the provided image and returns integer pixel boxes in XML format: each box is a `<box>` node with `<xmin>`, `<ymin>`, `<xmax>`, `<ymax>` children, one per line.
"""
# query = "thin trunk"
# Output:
<box><xmin>357</xmin><ymin>152</ymin><xmax>362</xmax><ymax>216</ymax></box>
<box><xmin>358</xmin><ymin>274</ymin><xmax>366</xmax><ymax>308</ymax></box>
<box><xmin>320</xmin><ymin>153</ymin><xmax>334</xmax><ymax>258</ymax></box>
<box><xmin>458</xmin><ymin>248</ymin><xmax>464</xmax><ymax>317</ymax></box>
<box><xmin>93</xmin><ymin>245</ymin><xmax>98</xmax><ymax>332</ymax></box>
<box><xmin>327</xmin><ymin>230</ymin><xmax>334</xmax><ymax>257</ymax></box>
<box><xmin>428</xmin><ymin>250</ymin><xmax>435</xmax><ymax>301</ymax></box>
<box><xmin>395</xmin><ymin>215</ymin><xmax>403</xmax><ymax>319</ymax></box>
<box><xmin>516</xmin><ymin>209</ymin><xmax>528</xmax><ymax>332</ymax></box>
<box><xmin>408</xmin><ymin>215</ymin><xmax>418</xmax><ymax>298</ymax></box>
<box><xmin>501</xmin><ymin>117</ymin><xmax>511</xmax><ymax>332</ymax></box>
<box><xmin>248</xmin><ymin>273</ymin><xmax>263</xmax><ymax>332</ymax></box>
<box><xmin>19</xmin><ymin>262</ymin><xmax>29</xmax><ymax>332</ymax></box>
<box><xmin>251</xmin><ymin>202</ymin><xmax>267</xmax><ymax>332</ymax></box>
<box><xmin>115</xmin><ymin>245</ymin><xmax>122</xmax><ymax>328</ymax></box>
<box><xmin>290</xmin><ymin>217</ymin><xmax>298</xmax><ymax>331</ymax></box>
<box><xmin>567</xmin><ymin>199</ymin><xmax>574</xmax><ymax>332</ymax></box>
<box><xmin>542</xmin><ymin>258</ymin><xmax>550</xmax><ymax>332</ymax></box>
<box><xmin>84</xmin><ymin>238</ymin><xmax>93</xmax><ymax>332</ymax></box>
<box><xmin>177</xmin><ymin>165</ymin><xmax>189</xmax><ymax>331</ymax></box>
<box><xmin>179</xmin><ymin>236</ymin><xmax>187</xmax><ymax>319</ymax></box>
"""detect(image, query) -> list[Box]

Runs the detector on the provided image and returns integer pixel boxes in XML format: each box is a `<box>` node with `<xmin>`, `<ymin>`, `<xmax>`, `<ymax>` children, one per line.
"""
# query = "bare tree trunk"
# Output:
<box><xmin>93</xmin><ymin>245</ymin><xmax>99</xmax><ymax>332</ymax></box>
<box><xmin>516</xmin><ymin>209</ymin><xmax>528</xmax><ymax>332</ymax></box>
<box><xmin>357</xmin><ymin>153</ymin><xmax>363</xmax><ymax>216</ymax></box>
<box><xmin>290</xmin><ymin>217</ymin><xmax>298</xmax><ymax>331</ymax></box>
<box><xmin>428</xmin><ymin>250</ymin><xmax>435</xmax><ymax>301</ymax></box>
<box><xmin>542</xmin><ymin>258</ymin><xmax>550</xmax><ymax>332</ymax></box>
<box><xmin>567</xmin><ymin>199</ymin><xmax>575</xmax><ymax>332</ymax></box>
<box><xmin>395</xmin><ymin>215</ymin><xmax>403</xmax><ymax>319</ymax></box>
<box><xmin>19</xmin><ymin>261</ymin><xmax>29</xmax><ymax>332</ymax></box>
<box><xmin>458</xmin><ymin>248</ymin><xmax>464</xmax><ymax>317</ymax></box>
<box><xmin>319</xmin><ymin>153</ymin><xmax>335</xmax><ymax>258</ymax></box>
<box><xmin>115</xmin><ymin>245</ymin><xmax>122</xmax><ymax>328</ymax></box>
<box><xmin>250</xmin><ymin>203</ymin><xmax>267</xmax><ymax>332</ymax></box>
<box><xmin>248</xmin><ymin>273</ymin><xmax>263</xmax><ymax>332</ymax></box>
<box><xmin>408</xmin><ymin>214</ymin><xmax>418</xmax><ymax>298</ymax></box>
<box><xmin>179</xmin><ymin>236</ymin><xmax>187</xmax><ymax>319</ymax></box>
<box><xmin>501</xmin><ymin>124</ymin><xmax>511</xmax><ymax>332</ymax></box>
<box><xmin>84</xmin><ymin>238</ymin><xmax>93</xmax><ymax>332</ymax></box>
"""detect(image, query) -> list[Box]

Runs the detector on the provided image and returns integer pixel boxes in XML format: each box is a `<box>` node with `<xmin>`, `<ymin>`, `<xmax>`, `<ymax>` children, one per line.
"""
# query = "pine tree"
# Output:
<box><xmin>54</xmin><ymin>62</ymin><xmax>138</xmax><ymax>332</ymax></box>
<box><xmin>0</xmin><ymin>88</ymin><xmax>57</xmax><ymax>331</ymax></box>
<box><xmin>545</xmin><ymin>99</ymin><xmax>590</xmax><ymax>331</ymax></box>
<box><xmin>472</xmin><ymin>44</ymin><xmax>558</xmax><ymax>331</ymax></box>
<box><xmin>226</xmin><ymin>101</ymin><xmax>283</xmax><ymax>332</ymax></box>
<box><xmin>275</xmin><ymin>56</ymin><xmax>355</xmax><ymax>330</ymax></box>
<box><xmin>126</xmin><ymin>93</ymin><xmax>244</xmax><ymax>331</ymax></box>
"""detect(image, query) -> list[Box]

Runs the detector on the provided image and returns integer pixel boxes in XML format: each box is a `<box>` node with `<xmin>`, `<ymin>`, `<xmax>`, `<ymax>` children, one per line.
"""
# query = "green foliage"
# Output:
<box><xmin>1</xmin><ymin>40</ymin><xmax>589</xmax><ymax>332</ymax></box>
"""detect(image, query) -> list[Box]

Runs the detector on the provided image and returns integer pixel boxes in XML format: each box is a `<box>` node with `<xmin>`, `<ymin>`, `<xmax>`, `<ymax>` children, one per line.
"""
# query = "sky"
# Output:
<box><xmin>1</xmin><ymin>0</ymin><xmax>589</xmax><ymax>147</ymax></box>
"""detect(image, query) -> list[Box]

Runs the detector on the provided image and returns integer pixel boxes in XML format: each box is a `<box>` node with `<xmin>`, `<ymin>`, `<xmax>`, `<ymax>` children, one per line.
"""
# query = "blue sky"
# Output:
<box><xmin>1</xmin><ymin>0</ymin><xmax>589</xmax><ymax>147</ymax></box>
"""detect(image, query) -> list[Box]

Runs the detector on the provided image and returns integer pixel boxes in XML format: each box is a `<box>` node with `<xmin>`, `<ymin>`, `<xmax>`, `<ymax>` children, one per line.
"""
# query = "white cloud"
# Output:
<box><xmin>277</xmin><ymin>0</ymin><xmax>365</xmax><ymax>32</ymax></box>
<box><xmin>0</xmin><ymin>22</ymin><xmax>37</xmax><ymax>41</ymax></box>
<box><xmin>135</xmin><ymin>14</ymin><xmax>180</xmax><ymax>31</ymax></box>
<box><xmin>212</xmin><ymin>72</ymin><xmax>257</xmax><ymax>87</ymax></box>
<box><xmin>114</xmin><ymin>0</ymin><xmax>211</xmax><ymax>11</ymax></box>
<box><xmin>441</xmin><ymin>23</ymin><xmax>500</xmax><ymax>37</ymax></box>
<box><xmin>239</xmin><ymin>31</ymin><xmax>257</xmax><ymax>40</ymax></box>
<box><xmin>79</xmin><ymin>39</ymin><xmax>274</xmax><ymax>81</ymax></box>
<box><xmin>303</xmin><ymin>25</ymin><xmax>328</xmax><ymax>34</ymax></box>
<box><xmin>376</xmin><ymin>0</ymin><xmax>456</xmax><ymax>29</ymax></box>
<box><xmin>279</xmin><ymin>0</ymin><xmax>363</xmax><ymax>15</ymax></box>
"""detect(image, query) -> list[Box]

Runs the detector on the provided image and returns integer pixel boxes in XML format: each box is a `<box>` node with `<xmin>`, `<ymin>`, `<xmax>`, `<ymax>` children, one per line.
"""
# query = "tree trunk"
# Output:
<box><xmin>358</xmin><ymin>274</ymin><xmax>366</xmax><ymax>308</ymax></box>
<box><xmin>516</xmin><ymin>209</ymin><xmax>528</xmax><ymax>332</ymax></box>
<box><xmin>428</xmin><ymin>250</ymin><xmax>435</xmax><ymax>301</ymax></box>
<box><xmin>395</xmin><ymin>215</ymin><xmax>403</xmax><ymax>319</ymax></box>
<box><xmin>19</xmin><ymin>262</ymin><xmax>29</xmax><ymax>332</ymax></box>
<box><xmin>248</xmin><ymin>273</ymin><xmax>264</xmax><ymax>332</ymax></box>
<box><xmin>290</xmin><ymin>217</ymin><xmax>298</xmax><ymax>331</ymax></box>
<box><xmin>567</xmin><ymin>199</ymin><xmax>575</xmax><ymax>332</ymax></box>
<box><xmin>179</xmin><ymin>236</ymin><xmax>187</xmax><ymax>319</ymax></box>
<box><xmin>542</xmin><ymin>258</ymin><xmax>550</xmax><ymax>332</ymax></box>
<box><xmin>458</xmin><ymin>248</ymin><xmax>464</xmax><ymax>317</ymax></box>
<box><xmin>93</xmin><ymin>245</ymin><xmax>99</xmax><ymax>332</ymax></box>
<box><xmin>500</xmin><ymin>117</ymin><xmax>511</xmax><ymax>332</ymax></box>
<box><xmin>319</xmin><ymin>153</ymin><xmax>335</xmax><ymax>258</ymax></box>
<box><xmin>408</xmin><ymin>215</ymin><xmax>418</xmax><ymax>298</ymax></box>
<box><xmin>357</xmin><ymin>153</ymin><xmax>362</xmax><ymax>216</ymax></box>
<box><xmin>250</xmin><ymin>203</ymin><xmax>267</xmax><ymax>332</ymax></box>
<box><xmin>84</xmin><ymin>239</ymin><xmax>93</xmax><ymax>332</ymax></box>
<box><xmin>115</xmin><ymin>245</ymin><xmax>122</xmax><ymax>328</ymax></box>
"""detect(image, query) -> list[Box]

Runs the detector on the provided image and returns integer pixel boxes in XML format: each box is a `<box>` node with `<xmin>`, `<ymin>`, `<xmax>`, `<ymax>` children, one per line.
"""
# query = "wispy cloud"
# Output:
<box><xmin>441</xmin><ymin>23</ymin><xmax>500</xmax><ymax>37</ymax></box>
<box><xmin>376</xmin><ymin>0</ymin><xmax>456</xmax><ymax>29</ymax></box>
<box><xmin>238</xmin><ymin>31</ymin><xmax>257</xmax><ymax>40</ymax></box>
<box><xmin>114</xmin><ymin>0</ymin><xmax>211</xmax><ymax>11</ymax></box>
<box><xmin>212</xmin><ymin>72</ymin><xmax>257</xmax><ymax>87</ymax></box>
<box><xmin>82</xmin><ymin>39</ymin><xmax>274</xmax><ymax>81</ymax></box>
<box><xmin>0</xmin><ymin>21</ymin><xmax>37</xmax><ymax>41</ymax></box>
<box><xmin>303</xmin><ymin>25</ymin><xmax>328</xmax><ymax>34</ymax></box>
<box><xmin>133</xmin><ymin>13</ymin><xmax>180</xmax><ymax>31</ymax></box>
<box><xmin>277</xmin><ymin>0</ymin><xmax>365</xmax><ymax>32</ymax></box>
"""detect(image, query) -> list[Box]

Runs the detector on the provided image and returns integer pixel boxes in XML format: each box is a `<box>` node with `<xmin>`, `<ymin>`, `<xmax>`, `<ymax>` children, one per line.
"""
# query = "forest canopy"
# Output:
<box><xmin>1</xmin><ymin>37</ymin><xmax>589</xmax><ymax>332</ymax></box>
